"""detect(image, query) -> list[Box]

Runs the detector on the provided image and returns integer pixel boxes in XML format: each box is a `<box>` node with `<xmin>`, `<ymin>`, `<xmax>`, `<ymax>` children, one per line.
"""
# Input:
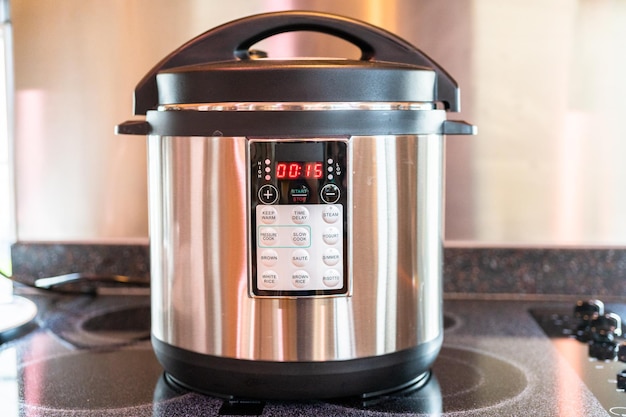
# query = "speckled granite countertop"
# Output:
<box><xmin>1</xmin><ymin>292</ymin><xmax>622</xmax><ymax>416</ymax></box>
<box><xmin>10</xmin><ymin>243</ymin><xmax>626</xmax><ymax>299</ymax></box>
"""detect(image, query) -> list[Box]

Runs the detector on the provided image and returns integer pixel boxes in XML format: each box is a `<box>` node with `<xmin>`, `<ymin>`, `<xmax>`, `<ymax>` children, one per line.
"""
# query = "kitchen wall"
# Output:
<box><xmin>9</xmin><ymin>0</ymin><xmax>626</xmax><ymax>246</ymax></box>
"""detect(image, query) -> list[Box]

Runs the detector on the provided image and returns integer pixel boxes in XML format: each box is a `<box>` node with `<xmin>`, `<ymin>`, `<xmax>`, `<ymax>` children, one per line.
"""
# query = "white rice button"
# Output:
<box><xmin>261</xmin><ymin>270</ymin><xmax>278</xmax><ymax>288</ymax></box>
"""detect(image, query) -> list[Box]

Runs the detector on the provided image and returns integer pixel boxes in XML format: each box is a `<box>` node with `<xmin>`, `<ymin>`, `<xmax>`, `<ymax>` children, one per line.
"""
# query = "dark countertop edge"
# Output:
<box><xmin>9</xmin><ymin>242</ymin><xmax>626</xmax><ymax>298</ymax></box>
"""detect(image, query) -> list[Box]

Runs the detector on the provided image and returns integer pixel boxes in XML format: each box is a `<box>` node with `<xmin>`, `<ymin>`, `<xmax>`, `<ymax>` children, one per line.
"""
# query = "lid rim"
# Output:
<box><xmin>155</xmin><ymin>67</ymin><xmax>438</xmax><ymax>105</ymax></box>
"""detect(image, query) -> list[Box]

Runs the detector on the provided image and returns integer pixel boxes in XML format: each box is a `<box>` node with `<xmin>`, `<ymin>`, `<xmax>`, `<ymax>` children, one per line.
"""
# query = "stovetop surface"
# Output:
<box><xmin>1</xmin><ymin>293</ymin><xmax>623</xmax><ymax>416</ymax></box>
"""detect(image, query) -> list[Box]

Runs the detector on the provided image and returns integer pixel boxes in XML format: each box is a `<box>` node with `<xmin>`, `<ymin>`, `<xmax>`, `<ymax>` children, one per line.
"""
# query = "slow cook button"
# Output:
<box><xmin>291</xmin><ymin>249</ymin><xmax>310</xmax><ymax>267</ymax></box>
<box><xmin>261</xmin><ymin>270</ymin><xmax>278</xmax><ymax>288</ymax></box>
<box><xmin>322</xmin><ymin>269</ymin><xmax>341</xmax><ymax>288</ymax></box>
<box><xmin>258</xmin><ymin>227</ymin><xmax>279</xmax><ymax>246</ymax></box>
<box><xmin>292</xmin><ymin>270</ymin><xmax>310</xmax><ymax>288</ymax></box>
<box><xmin>291</xmin><ymin>227</ymin><xmax>310</xmax><ymax>246</ymax></box>
<box><xmin>260</xmin><ymin>249</ymin><xmax>278</xmax><ymax>267</ymax></box>
<box><xmin>322</xmin><ymin>205</ymin><xmax>340</xmax><ymax>224</ymax></box>
<box><xmin>322</xmin><ymin>248</ymin><xmax>341</xmax><ymax>266</ymax></box>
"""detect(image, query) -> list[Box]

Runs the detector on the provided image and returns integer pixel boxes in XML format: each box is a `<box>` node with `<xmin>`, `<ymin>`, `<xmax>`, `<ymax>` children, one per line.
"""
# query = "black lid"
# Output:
<box><xmin>157</xmin><ymin>59</ymin><xmax>436</xmax><ymax>104</ymax></box>
<box><xmin>130</xmin><ymin>11</ymin><xmax>462</xmax><ymax>114</ymax></box>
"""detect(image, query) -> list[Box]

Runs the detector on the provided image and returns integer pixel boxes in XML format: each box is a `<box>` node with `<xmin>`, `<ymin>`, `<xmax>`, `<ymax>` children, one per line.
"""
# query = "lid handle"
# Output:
<box><xmin>132</xmin><ymin>11</ymin><xmax>461</xmax><ymax>115</ymax></box>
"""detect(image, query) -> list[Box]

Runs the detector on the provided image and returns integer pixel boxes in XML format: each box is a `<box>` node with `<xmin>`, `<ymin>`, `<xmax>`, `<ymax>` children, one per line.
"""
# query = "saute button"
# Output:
<box><xmin>292</xmin><ymin>270</ymin><xmax>310</xmax><ymax>288</ymax></box>
<box><xmin>291</xmin><ymin>249</ymin><xmax>310</xmax><ymax>267</ymax></box>
<box><xmin>322</xmin><ymin>205</ymin><xmax>341</xmax><ymax>224</ymax></box>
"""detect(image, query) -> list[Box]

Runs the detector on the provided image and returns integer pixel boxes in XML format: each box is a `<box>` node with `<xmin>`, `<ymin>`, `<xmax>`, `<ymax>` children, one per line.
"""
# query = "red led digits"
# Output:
<box><xmin>276</xmin><ymin>162</ymin><xmax>323</xmax><ymax>179</ymax></box>
<box><xmin>288</xmin><ymin>163</ymin><xmax>302</xmax><ymax>179</ymax></box>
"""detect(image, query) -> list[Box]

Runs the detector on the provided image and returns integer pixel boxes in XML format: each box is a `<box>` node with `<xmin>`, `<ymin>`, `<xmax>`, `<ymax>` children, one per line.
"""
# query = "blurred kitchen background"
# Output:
<box><xmin>2</xmin><ymin>0</ymin><xmax>626</xmax><ymax>263</ymax></box>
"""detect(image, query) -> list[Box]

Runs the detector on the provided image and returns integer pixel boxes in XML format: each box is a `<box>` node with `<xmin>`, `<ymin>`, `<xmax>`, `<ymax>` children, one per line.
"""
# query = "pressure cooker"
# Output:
<box><xmin>117</xmin><ymin>11</ymin><xmax>475</xmax><ymax>400</ymax></box>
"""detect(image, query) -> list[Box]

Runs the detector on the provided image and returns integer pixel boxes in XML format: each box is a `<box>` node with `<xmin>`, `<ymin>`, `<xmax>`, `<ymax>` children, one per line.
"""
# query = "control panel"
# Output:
<box><xmin>248</xmin><ymin>139</ymin><xmax>349</xmax><ymax>297</ymax></box>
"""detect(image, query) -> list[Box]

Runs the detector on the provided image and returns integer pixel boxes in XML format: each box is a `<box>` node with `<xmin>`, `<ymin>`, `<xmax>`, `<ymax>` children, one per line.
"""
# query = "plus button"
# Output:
<box><xmin>258</xmin><ymin>184</ymin><xmax>279</xmax><ymax>205</ymax></box>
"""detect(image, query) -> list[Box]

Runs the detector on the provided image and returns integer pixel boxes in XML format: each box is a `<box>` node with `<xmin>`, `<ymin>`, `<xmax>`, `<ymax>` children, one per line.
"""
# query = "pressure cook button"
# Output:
<box><xmin>322</xmin><ymin>205</ymin><xmax>341</xmax><ymax>224</ymax></box>
<box><xmin>322</xmin><ymin>269</ymin><xmax>341</xmax><ymax>288</ymax></box>
<box><xmin>291</xmin><ymin>207</ymin><xmax>309</xmax><ymax>224</ymax></box>
<box><xmin>320</xmin><ymin>184</ymin><xmax>341</xmax><ymax>204</ymax></box>
<box><xmin>292</xmin><ymin>270</ymin><xmax>310</xmax><ymax>288</ymax></box>
<box><xmin>258</xmin><ymin>227</ymin><xmax>279</xmax><ymax>246</ymax></box>
<box><xmin>259</xmin><ymin>206</ymin><xmax>278</xmax><ymax>224</ymax></box>
<box><xmin>258</xmin><ymin>184</ymin><xmax>279</xmax><ymax>205</ymax></box>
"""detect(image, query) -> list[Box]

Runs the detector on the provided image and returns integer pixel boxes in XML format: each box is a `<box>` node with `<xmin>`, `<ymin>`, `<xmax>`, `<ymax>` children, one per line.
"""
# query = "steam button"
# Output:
<box><xmin>322</xmin><ymin>205</ymin><xmax>341</xmax><ymax>224</ymax></box>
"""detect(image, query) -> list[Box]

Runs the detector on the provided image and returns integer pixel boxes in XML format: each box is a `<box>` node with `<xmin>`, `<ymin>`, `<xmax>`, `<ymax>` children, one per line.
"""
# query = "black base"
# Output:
<box><xmin>152</xmin><ymin>334</ymin><xmax>442</xmax><ymax>400</ymax></box>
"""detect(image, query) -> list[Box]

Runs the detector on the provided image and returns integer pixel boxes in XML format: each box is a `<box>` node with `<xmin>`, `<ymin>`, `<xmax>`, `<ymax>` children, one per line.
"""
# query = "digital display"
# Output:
<box><xmin>276</xmin><ymin>162</ymin><xmax>323</xmax><ymax>179</ymax></box>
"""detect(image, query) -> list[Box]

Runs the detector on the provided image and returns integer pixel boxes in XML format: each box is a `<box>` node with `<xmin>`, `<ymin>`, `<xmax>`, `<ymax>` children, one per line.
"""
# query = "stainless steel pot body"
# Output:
<box><xmin>148</xmin><ymin>132</ymin><xmax>444</xmax><ymax>362</ymax></box>
<box><xmin>116</xmin><ymin>11</ymin><xmax>475</xmax><ymax>399</ymax></box>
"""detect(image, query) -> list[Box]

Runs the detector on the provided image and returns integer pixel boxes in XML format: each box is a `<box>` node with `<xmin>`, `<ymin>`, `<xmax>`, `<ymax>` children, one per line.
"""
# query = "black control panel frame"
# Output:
<box><xmin>248</xmin><ymin>138</ymin><xmax>349</xmax><ymax>298</ymax></box>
